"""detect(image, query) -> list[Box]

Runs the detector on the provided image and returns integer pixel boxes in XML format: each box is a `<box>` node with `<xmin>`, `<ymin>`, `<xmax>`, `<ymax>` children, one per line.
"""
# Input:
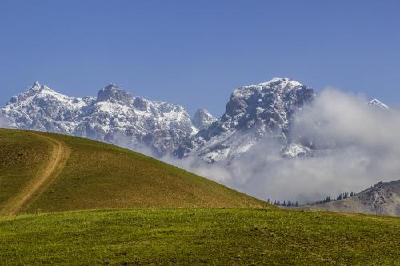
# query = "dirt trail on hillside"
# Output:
<box><xmin>1</xmin><ymin>133</ymin><xmax>70</xmax><ymax>215</ymax></box>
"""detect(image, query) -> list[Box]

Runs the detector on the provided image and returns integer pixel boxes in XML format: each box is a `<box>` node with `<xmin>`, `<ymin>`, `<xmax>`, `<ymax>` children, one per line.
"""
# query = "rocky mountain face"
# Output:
<box><xmin>191</xmin><ymin>109</ymin><xmax>217</xmax><ymax>130</ymax></box>
<box><xmin>308</xmin><ymin>180</ymin><xmax>400</xmax><ymax>216</ymax></box>
<box><xmin>176</xmin><ymin>78</ymin><xmax>315</xmax><ymax>162</ymax></box>
<box><xmin>1</xmin><ymin>82</ymin><xmax>196</xmax><ymax>157</ymax></box>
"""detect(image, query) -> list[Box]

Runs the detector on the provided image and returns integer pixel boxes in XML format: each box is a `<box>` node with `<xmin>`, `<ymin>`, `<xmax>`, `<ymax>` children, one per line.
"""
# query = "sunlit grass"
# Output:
<box><xmin>0</xmin><ymin>129</ymin><xmax>266</xmax><ymax>214</ymax></box>
<box><xmin>1</xmin><ymin>208</ymin><xmax>399</xmax><ymax>265</ymax></box>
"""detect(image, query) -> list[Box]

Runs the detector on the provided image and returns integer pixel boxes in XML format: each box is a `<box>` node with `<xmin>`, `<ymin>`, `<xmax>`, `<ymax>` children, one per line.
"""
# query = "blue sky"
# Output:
<box><xmin>0</xmin><ymin>0</ymin><xmax>399</xmax><ymax>115</ymax></box>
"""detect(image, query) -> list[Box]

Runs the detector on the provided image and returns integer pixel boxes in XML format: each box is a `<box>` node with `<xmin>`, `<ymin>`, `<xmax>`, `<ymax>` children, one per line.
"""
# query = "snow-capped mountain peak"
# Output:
<box><xmin>224</xmin><ymin>77</ymin><xmax>313</xmax><ymax>130</ymax></box>
<box><xmin>192</xmin><ymin>109</ymin><xmax>216</xmax><ymax>130</ymax></box>
<box><xmin>19</xmin><ymin>81</ymin><xmax>57</xmax><ymax>97</ymax></box>
<box><xmin>6</xmin><ymin>82</ymin><xmax>84</xmax><ymax>107</ymax></box>
<box><xmin>369</xmin><ymin>98</ymin><xmax>389</xmax><ymax>110</ymax></box>
<box><xmin>258</xmin><ymin>77</ymin><xmax>303</xmax><ymax>88</ymax></box>
<box><xmin>176</xmin><ymin>78</ymin><xmax>315</xmax><ymax>162</ymax></box>
<box><xmin>29</xmin><ymin>81</ymin><xmax>64</xmax><ymax>95</ymax></box>
<box><xmin>31</xmin><ymin>81</ymin><xmax>42</xmax><ymax>90</ymax></box>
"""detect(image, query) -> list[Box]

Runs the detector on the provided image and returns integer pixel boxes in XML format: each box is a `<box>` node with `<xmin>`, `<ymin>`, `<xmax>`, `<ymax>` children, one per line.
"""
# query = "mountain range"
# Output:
<box><xmin>1</xmin><ymin>82</ymin><xmax>197</xmax><ymax>157</ymax></box>
<box><xmin>1</xmin><ymin>78</ymin><xmax>388</xmax><ymax>162</ymax></box>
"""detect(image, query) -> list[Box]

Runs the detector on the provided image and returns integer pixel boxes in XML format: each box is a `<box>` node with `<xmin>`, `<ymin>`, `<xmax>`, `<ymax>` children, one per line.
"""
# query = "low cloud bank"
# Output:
<box><xmin>170</xmin><ymin>89</ymin><xmax>400</xmax><ymax>203</ymax></box>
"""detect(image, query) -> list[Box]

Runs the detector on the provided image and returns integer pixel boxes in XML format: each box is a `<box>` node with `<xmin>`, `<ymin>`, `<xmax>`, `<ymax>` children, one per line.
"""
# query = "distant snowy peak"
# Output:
<box><xmin>30</xmin><ymin>81</ymin><xmax>43</xmax><ymax>91</ymax></box>
<box><xmin>176</xmin><ymin>78</ymin><xmax>316</xmax><ymax>162</ymax></box>
<box><xmin>28</xmin><ymin>81</ymin><xmax>56</xmax><ymax>94</ymax></box>
<box><xmin>368</xmin><ymin>98</ymin><xmax>389</xmax><ymax>110</ymax></box>
<box><xmin>223</xmin><ymin>77</ymin><xmax>314</xmax><ymax>128</ymax></box>
<box><xmin>192</xmin><ymin>109</ymin><xmax>217</xmax><ymax>130</ymax></box>
<box><xmin>9</xmin><ymin>82</ymin><xmax>53</xmax><ymax>102</ymax></box>
<box><xmin>250</xmin><ymin>77</ymin><xmax>304</xmax><ymax>90</ymax></box>
<box><xmin>3</xmin><ymin>82</ymin><xmax>87</xmax><ymax>132</ymax></box>
<box><xmin>7</xmin><ymin>81</ymin><xmax>85</xmax><ymax>106</ymax></box>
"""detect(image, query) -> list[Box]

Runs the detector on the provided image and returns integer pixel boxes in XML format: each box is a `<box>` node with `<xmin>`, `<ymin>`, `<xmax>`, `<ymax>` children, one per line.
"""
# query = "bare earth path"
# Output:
<box><xmin>1</xmin><ymin>133</ymin><xmax>70</xmax><ymax>216</ymax></box>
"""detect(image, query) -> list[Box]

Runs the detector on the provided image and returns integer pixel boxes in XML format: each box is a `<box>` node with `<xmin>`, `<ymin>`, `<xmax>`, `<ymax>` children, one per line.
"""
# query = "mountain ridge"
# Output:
<box><xmin>308</xmin><ymin>180</ymin><xmax>400</xmax><ymax>216</ymax></box>
<box><xmin>1</xmin><ymin>78</ymin><xmax>389</xmax><ymax>163</ymax></box>
<box><xmin>2</xmin><ymin>82</ymin><xmax>196</xmax><ymax>157</ymax></box>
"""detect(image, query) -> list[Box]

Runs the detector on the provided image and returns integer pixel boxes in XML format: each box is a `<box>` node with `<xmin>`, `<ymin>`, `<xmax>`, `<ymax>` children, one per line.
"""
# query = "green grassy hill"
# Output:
<box><xmin>1</xmin><ymin>129</ymin><xmax>400</xmax><ymax>265</ymax></box>
<box><xmin>1</xmin><ymin>208</ymin><xmax>400</xmax><ymax>265</ymax></box>
<box><xmin>0</xmin><ymin>129</ymin><xmax>265</xmax><ymax>215</ymax></box>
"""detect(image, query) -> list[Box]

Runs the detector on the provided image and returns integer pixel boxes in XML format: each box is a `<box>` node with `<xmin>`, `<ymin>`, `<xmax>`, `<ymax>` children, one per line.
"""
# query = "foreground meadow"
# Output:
<box><xmin>1</xmin><ymin>208</ymin><xmax>399</xmax><ymax>265</ymax></box>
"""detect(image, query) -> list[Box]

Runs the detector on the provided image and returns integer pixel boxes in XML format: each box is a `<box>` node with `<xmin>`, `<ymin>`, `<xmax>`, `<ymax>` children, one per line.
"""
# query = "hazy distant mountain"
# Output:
<box><xmin>308</xmin><ymin>180</ymin><xmax>400</xmax><ymax>216</ymax></box>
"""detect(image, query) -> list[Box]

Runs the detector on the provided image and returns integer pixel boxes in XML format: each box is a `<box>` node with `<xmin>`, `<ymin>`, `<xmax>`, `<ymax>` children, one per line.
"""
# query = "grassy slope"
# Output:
<box><xmin>0</xmin><ymin>129</ymin><xmax>265</xmax><ymax>214</ymax></box>
<box><xmin>0</xmin><ymin>131</ymin><xmax>52</xmax><ymax>211</ymax></box>
<box><xmin>1</xmin><ymin>208</ymin><xmax>399</xmax><ymax>265</ymax></box>
<box><xmin>1</xmin><ymin>129</ymin><xmax>400</xmax><ymax>264</ymax></box>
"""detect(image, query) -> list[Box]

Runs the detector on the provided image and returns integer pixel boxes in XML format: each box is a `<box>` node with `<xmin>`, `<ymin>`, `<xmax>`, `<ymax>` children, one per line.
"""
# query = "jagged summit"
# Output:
<box><xmin>226</xmin><ymin>77</ymin><xmax>313</xmax><ymax>123</ymax></box>
<box><xmin>27</xmin><ymin>81</ymin><xmax>54</xmax><ymax>94</ymax></box>
<box><xmin>6</xmin><ymin>82</ymin><xmax>80</xmax><ymax>106</ymax></box>
<box><xmin>97</xmin><ymin>84</ymin><xmax>133</xmax><ymax>105</ymax></box>
<box><xmin>257</xmin><ymin>77</ymin><xmax>303</xmax><ymax>88</ymax></box>
<box><xmin>192</xmin><ymin>109</ymin><xmax>216</xmax><ymax>130</ymax></box>
<box><xmin>176</xmin><ymin>78</ymin><xmax>315</xmax><ymax>162</ymax></box>
<box><xmin>32</xmin><ymin>81</ymin><xmax>41</xmax><ymax>89</ymax></box>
